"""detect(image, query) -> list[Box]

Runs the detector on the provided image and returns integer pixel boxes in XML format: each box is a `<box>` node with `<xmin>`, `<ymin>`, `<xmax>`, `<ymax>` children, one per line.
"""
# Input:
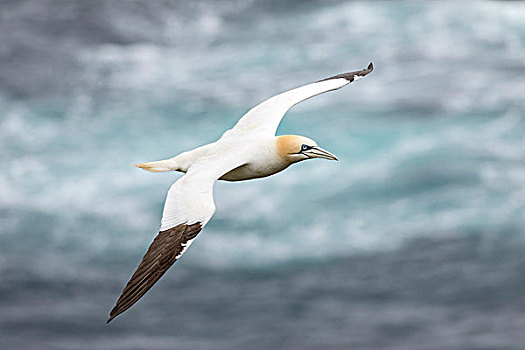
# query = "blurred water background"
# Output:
<box><xmin>1</xmin><ymin>0</ymin><xmax>525</xmax><ymax>349</ymax></box>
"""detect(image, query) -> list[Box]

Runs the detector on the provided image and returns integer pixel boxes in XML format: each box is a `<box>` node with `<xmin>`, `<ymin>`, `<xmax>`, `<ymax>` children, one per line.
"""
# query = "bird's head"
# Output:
<box><xmin>276</xmin><ymin>135</ymin><xmax>338</xmax><ymax>164</ymax></box>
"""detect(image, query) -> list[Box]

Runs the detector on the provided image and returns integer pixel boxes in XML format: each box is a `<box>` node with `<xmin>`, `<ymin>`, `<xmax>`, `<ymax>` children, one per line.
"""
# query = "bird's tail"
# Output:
<box><xmin>133</xmin><ymin>159</ymin><xmax>176</xmax><ymax>172</ymax></box>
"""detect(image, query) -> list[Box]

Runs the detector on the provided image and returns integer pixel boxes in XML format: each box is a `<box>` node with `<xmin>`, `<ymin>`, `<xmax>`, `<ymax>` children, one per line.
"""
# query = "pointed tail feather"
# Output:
<box><xmin>134</xmin><ymin>159</ymin><xmax>175</xmax><ymax>173</ymax></box>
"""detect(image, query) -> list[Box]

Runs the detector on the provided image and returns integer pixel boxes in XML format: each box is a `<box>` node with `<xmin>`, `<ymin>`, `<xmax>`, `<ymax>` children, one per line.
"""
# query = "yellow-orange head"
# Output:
<box><xmin>275</xmin><ymin>135</ymin><xmax>338</xmax><ymax>164</ymax></box>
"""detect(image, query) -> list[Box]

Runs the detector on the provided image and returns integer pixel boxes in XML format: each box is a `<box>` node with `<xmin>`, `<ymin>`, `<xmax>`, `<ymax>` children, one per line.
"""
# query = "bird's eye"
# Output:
<box><xmin>301</xmin><ymin>144</ymin><xmax>309</xmax><ymax>151</ymax></box>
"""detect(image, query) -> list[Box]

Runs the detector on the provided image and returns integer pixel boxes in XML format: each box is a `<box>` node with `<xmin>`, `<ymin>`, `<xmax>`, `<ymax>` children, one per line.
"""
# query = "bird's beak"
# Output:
<box><xmin>305</xmin><ymin>146</ymin><xmax>338</xmax><ymax>161</ymax></box>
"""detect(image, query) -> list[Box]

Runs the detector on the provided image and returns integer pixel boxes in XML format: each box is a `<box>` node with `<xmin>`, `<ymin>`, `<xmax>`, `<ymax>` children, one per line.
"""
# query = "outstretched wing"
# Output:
<box><xmin>107</xmin><ymin>156</ymin><xmax>245</xmax><ymax>323</ymax></box>
<box><xmin>228</xmin><ymin>63</ymin><xmax>373</xmax><ymax>136</ymax></box>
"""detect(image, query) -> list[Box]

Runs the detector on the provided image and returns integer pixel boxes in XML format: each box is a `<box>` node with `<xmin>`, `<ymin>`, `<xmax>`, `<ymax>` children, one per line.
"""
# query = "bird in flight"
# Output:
<box><xmin>107</xmin><ymin>63</ymin><xmax>374</xmax><ymax>323</ymax></box>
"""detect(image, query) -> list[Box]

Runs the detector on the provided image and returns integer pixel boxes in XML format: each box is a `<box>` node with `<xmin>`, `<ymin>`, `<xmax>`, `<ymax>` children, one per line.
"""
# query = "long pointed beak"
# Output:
<box><xmin>305</xmin><ymin>146</ymin><xmax>338</xmax><ymax>161</ymax></box>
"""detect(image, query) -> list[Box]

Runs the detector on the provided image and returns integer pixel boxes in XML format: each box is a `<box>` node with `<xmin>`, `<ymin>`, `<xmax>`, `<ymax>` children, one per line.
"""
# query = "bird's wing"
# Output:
<box><xmin>227</xmin><ymin>63</ymin><xmax>373</xmax><ymax>137</ymax></box>
<box><xmin>107</xmin><ymin>156</ymin><xmax>246</xmax><ymax>323</ymax></box>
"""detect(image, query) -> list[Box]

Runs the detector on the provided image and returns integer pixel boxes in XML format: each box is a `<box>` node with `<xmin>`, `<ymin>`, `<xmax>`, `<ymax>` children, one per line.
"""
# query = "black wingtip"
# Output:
<box><xmin>318</xmin><ymin>62</ymin><xmax>375</xmax><ymax>83</ymax></box>
<box><xmin>106</xmin><ymin>302</ymin><xmax>119</xmax><ymax>324</ymax></box>
<box><xmin>107</xmin><ymin>306</ymin><xmax>120</xmax><ymax>324</ymax></box>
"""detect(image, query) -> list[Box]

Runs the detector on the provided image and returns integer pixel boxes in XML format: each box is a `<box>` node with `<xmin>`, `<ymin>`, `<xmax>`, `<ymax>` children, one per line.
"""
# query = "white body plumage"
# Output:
<box><xmin>151</xmin><ymin>134</ymin><xmax>290</xmax><ymax>181</ymax></box>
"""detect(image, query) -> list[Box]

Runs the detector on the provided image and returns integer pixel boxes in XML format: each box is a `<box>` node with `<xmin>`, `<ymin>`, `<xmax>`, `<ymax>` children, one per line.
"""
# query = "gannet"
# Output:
<box><xmin>107</xmin><ymin>63</ymin><xmax>373</xmax><ymax>323</ymax></box>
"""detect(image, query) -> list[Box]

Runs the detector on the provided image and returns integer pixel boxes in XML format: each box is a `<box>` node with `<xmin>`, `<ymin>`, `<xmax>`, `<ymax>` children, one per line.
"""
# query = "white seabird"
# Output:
<box><xmin>107</xmin><ymin>63</ymin><xmax>374</xmax><ymax>323</ymax></box>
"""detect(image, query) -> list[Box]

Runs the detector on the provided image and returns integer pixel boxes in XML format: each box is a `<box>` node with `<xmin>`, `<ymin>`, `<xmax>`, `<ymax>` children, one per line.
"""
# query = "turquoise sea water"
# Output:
<box><xmin>1</xmin><ymin>1</ymin><xmax>525</xmax><ymax>349</ymax></box>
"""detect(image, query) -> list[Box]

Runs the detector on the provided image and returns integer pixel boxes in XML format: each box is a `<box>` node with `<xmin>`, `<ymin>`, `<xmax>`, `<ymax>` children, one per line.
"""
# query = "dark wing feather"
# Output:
<box><xmin>107</xmin><ymin>222</ymin><xmax>202</xmax><ymax>323</ymax></box>
<box><xmin>318</xmin><ymin>62</ymin><xmax>374</xmax><ymax>82</ymax></box>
